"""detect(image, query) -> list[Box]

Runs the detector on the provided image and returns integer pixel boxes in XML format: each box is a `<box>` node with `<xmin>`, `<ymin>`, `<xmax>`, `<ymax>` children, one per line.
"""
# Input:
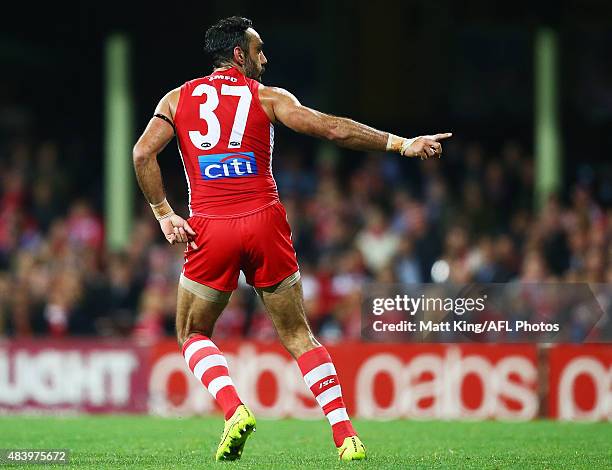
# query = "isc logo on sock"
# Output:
<box><xmin>198</xmin><ymin>152</ymin><xmax>258</xmax><ymax>180</ymax></box>
<box><xmin>319</xmin><ymin>378</ymin><xmax>335</xmax><ymax>389</ymax></box>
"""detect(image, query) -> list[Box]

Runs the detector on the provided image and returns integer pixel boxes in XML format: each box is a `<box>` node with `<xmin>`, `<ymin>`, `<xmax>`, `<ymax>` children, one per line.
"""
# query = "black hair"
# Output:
<box><xmin>205</xmin><ymin>16</ymin><xmax>253</xmax><ymax>68</ymax></box>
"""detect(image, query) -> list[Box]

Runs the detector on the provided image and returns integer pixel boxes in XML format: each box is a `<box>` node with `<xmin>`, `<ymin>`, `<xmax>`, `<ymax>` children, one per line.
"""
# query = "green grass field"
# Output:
<box><xmin>1</xmin><ymin>416</ymin><xmax>610</xmax><ymax>469</ymax></box>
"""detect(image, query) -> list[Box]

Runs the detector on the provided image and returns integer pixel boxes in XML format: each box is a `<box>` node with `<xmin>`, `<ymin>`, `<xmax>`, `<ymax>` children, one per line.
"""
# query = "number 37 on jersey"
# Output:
<box><xmin>188</xmin><ymin>84</ymin><xmax>252</xmax><ymax>151</ymax></box>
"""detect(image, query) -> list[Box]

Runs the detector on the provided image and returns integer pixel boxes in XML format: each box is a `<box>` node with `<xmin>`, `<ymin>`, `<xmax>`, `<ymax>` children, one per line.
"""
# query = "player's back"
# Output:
<box><xmin>174</xmin><ymin>67</ymin><xmax>277</xmax><ymax>217</ymax></box>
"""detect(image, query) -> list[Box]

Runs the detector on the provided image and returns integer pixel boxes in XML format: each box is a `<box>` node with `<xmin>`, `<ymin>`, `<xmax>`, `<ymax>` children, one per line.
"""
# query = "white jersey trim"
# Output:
<box><xmin>269</xmin><ymin>123</ymin><xmax>278</xmax><ymax>193</ymax></box>
<box><xmin>177</xmin><ymin>143</ymin><xmax>192</xmax><ymax>216</ymax></box>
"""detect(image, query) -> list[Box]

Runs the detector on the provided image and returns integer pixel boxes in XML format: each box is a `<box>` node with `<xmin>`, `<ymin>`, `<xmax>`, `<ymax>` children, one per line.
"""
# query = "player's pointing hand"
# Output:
<box><xmin>402</xmin><ymin>132</ymin><xmax>453</xmax><ymax>160</ymax></box>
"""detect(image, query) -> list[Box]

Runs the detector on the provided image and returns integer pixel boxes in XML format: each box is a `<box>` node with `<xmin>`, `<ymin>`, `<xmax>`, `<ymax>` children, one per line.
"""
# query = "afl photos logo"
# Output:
<box><xmin>198</xmin><ymin>152</ymin><xmax>259</xmax><ymax>180</ymax></box>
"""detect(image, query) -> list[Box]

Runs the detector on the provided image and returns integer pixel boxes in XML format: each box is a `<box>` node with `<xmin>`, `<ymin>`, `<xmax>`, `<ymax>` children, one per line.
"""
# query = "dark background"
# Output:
<box><xmin>2</xmin><ymin>0</ymin><xmax>612</xmax><ymax>208</ymax></box>
<box><xmin>0</xmin><ymin>0</ymin><xmax>610</xmax><ymax>339</ymax></box>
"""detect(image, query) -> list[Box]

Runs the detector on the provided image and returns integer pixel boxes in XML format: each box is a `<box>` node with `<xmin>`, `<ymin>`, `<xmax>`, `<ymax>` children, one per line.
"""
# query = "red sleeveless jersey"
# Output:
<box><xmin>174</xmin><ymin>67</ymin><xmax>278</xmax><ymax>217</ymax></box>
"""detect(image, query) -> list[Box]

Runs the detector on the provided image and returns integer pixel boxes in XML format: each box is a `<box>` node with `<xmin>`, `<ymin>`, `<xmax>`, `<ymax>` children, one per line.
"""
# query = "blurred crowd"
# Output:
<box><xmin>0</xmin><ymin>137</ymin><xmax>610</xmax><ymax>341</ymax></box>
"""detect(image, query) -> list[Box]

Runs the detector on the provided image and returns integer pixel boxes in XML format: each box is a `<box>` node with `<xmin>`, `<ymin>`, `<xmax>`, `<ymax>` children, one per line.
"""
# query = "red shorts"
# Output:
<box><xmin>182</xmin><ymin>201</ymin><xmax>299</xmax><ymax>291</ymax></box>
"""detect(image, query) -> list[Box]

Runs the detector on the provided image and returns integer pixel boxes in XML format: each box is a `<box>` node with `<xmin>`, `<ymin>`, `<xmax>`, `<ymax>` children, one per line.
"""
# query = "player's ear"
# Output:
<box><xmin>233</xmin><ymin>46</ymin><xmax>245</xmax><ymax>66</ymax></box>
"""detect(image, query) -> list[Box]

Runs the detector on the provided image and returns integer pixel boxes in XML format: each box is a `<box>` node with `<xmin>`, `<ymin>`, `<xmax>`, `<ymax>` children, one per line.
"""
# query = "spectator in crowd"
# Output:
<box><xmin>0</xmin><ymin>136</ymin><xmax>609</xmax><ymax>340</ymax></box>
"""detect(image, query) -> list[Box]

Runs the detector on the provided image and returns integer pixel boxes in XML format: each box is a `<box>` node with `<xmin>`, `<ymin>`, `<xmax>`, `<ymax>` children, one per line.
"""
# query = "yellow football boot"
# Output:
<box><xmin>337</xmin><ymin>435</ymin><xmax>367</xmax><ymax>461</ymax></box>
<box><xmin>215</xmin><ymin>405</ymin><xmax>256</xmax><ymax>461</ymax></box>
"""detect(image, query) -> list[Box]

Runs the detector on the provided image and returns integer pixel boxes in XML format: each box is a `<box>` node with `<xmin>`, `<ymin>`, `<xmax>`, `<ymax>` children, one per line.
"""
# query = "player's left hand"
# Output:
<box><xmin>159</xmin><ymin>214</ymin><xmax>199</xmax><ymax>250</ymax></box>
<box><xmin>403</xmin><ymin>132</ymin><xmax>453</xmax><ymax>159</ymax></box>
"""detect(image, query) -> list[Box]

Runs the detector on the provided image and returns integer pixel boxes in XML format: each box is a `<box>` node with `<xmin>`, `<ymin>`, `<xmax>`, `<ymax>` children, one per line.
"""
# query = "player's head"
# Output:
<box><xmin>205</xmin><ymin>16</ymin><xmax>267</xmax><ymax>82</ymax></box>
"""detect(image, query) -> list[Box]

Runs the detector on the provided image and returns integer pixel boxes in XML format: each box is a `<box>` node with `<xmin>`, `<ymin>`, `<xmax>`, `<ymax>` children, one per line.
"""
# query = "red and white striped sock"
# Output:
<box><xmin>181</xmin><ymin>335</ymin><xmax>242</xmax><ymax>420</ymax></box>
<box><xmin>297</xmin><ymin>346</ymin><xmax>357</xmax><ymax>447</ymax></box>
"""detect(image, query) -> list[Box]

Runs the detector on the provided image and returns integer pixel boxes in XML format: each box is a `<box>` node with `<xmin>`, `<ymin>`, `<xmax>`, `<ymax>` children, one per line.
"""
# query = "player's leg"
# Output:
<box><xmin>242</xmin><ymin>202</ymin><xmax>365</xmax><ymax>459</ymax></box>
<box><xmin>255</xmin><ymin>274</ymin><xmax>319</xmax><ymax>357</ymax></box>
<box><xmin>176</xmin><ymin>280</ymin><xmax>256</xmax><ymax>461</ymax></box>
<box><xmin>176</xmin><ymin>279</ymin><xmax>242</xmax><ymax>420</ymax></box>
<box><xmin>257</xmin><ymin>278</ymin><xmax>366</xmax><ymax>461</ymax></box>
<box><xmin>176</xmin><ymin>277</ymin><xmax>228</xmax><ymax>343</ymax></box>
<box><xmin>177</xmin><ymin>215</ymin><xmax>255</xmax><ymax>461</ymax></box>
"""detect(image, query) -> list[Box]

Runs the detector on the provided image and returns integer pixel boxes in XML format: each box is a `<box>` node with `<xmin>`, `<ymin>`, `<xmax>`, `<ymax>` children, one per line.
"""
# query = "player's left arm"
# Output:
<box><xmin>259</xmin><ymin>85</ymin><xmax>452</xmax><ymax>159</ymax></box>
<box><xmin>133</xmin><ymin>89</ymin><xmax>198</xmax><ymax>249</ymax></box>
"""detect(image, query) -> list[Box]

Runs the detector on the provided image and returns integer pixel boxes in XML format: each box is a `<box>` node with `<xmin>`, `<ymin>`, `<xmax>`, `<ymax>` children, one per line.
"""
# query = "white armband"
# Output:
<box><xmin>387</xmin><ymin>133</ymin><xmax>416</xmax><ymax>156</ymax></box>
<box><xmin>400</xmin><ymin>137</ymin><xmax>417</xmax><ymax>156</ymax></box>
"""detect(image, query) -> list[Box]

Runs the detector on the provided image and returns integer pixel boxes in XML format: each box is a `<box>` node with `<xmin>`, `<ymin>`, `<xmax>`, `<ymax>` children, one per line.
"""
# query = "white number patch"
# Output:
<box><xmin>188</xmin><ymin>85</ymin><xmax>252</xmax><ymax>150</ymax></box>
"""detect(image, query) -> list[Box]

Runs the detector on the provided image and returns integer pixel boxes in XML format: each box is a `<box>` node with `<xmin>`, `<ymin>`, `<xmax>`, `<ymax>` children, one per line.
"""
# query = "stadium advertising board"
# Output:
<box><xmin>548</xmin><ymin>345</ymin><xmax>612</xmax><ymax>421</ymax></box>
<box><xmin>1</xmin><ymin>340</ymin><xmax>610</xmax><ymax>421</ymax></box>
<box><xmin>150</xmin><ymin>341</ymin><xmax>539</xmax><ymax>420</ymax></box>
<box><xmin>0</xmin><ymin>340</ymin><xmax>148</xmax><ymax>413</ymax></box>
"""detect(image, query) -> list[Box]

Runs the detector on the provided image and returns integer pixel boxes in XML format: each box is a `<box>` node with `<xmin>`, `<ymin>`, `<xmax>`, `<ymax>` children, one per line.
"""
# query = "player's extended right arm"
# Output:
<box><xmin>259</xmin><ymin>86</ymin><xmax>451</xmax><ymax>159</ymax></box>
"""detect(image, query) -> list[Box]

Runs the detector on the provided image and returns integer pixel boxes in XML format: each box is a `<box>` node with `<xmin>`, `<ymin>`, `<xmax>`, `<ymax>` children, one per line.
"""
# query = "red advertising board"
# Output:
<box><xmin>548</xmin><ymin>345</ymin><xmax>612</xmax><ymax>421</ymax></box>
<box><xmin>1</xmin><ymin>339</ymin><xmax>610</xmax><ymax>421</ymax></box>
<box><xmin>0</xmin><ymin>339</ymin><xmax>149</xmax><ymax>413</ymax></box>
<box><xmin>149</xmin><ymin>341</ymin><xmax>539</xmax><ymax>420</ymax></box>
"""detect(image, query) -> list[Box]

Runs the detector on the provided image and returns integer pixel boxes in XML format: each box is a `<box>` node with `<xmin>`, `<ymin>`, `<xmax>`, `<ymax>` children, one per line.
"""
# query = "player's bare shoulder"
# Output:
<box><xmin>258</xmin><ymin>85</ymin><xmax>300</xmax><ymax>123</ymax></box>
<box><xmin>156</xmin><ymin>87</ymin><xmax>182</xmax><ymax>120</ymax></box>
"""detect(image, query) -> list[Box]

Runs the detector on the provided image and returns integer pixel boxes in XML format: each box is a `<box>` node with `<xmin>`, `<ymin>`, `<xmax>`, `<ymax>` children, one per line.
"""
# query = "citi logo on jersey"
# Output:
<box><xmin>198</xmin><ymin>152</ymin><xmax>258</xmax><ymax>180</ymax></box>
